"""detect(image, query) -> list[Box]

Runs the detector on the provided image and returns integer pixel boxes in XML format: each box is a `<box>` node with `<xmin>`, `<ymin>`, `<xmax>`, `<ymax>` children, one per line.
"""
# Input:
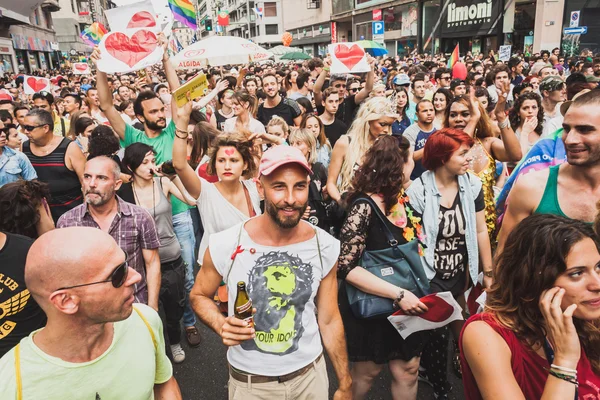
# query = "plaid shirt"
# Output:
<box><xmin>57</xmin><ymin>196</ymin><xmax>160</xmax><ymax>304</ymax></box>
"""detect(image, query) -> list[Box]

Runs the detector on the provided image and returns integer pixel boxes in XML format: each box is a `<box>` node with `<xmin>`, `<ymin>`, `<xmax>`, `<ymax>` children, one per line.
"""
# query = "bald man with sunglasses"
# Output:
<box><xmin>0</xmin><ymin>227</ymin><xmax>182</xmax><ymax>399</ymax></box>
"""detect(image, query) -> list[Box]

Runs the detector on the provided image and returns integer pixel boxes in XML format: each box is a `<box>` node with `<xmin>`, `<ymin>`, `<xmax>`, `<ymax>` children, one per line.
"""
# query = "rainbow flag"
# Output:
<box><xmin>80</xmin><ymin>22</ymin><xmax>107</xmax><ymax>47</ymax></box>
<box><xmin>447</xmin><ymin>44</ymin><xmax>459</xmax><ymax>69</ymax></box>
<box><xmin>168</xmin><ymin>0</ymin><xmax>197</xmax><ymax>30</ymax></box>
<box><xmin>496</xmin><ymin>128</ymin><xmax>567</xmax><ymax>218</ymax></box>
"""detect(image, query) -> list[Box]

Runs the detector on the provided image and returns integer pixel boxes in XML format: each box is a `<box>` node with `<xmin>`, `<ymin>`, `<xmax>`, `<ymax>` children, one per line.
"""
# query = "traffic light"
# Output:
<box><xmin>205</xmin><ymin>19</ymin><xmax>213</xmax><ymax>31</ymax></box>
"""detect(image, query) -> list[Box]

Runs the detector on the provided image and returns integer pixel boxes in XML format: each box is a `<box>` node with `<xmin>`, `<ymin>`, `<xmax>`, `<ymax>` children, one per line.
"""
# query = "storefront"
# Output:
<box><xmin>11</xmin><ymin>33</ymin><xmax>56</xmax><ymax>73</ymax></box>
<box><xmin>0</xmin><ymin>37</ymin><xmax>17</xmax><ymax>75</ymax></box>
<box><xmin>381</xmin><ymin>3</ymin><xmax>418</xmax><ymax>57</ymax></box>
<box><xmin>421</xmin><ymin>0</ymin><xmax>504</xmax><ymax>56</ymax></box>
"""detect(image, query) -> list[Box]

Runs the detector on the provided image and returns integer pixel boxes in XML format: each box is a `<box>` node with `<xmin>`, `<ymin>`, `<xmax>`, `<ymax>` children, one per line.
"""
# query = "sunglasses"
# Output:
<box><xmin>22</xmin><ymin>124</ymin><xmax>48</xmax><ymax>132</ymax></box>
<box><xmin>348</xmin><ymin>87</ymin><xmax>359</xmax><ymax>93</ymax></box>
<box><xmin>56</xmin><ymin>258</ymin><xmax>128</xmax><ymax>291</ymax></box>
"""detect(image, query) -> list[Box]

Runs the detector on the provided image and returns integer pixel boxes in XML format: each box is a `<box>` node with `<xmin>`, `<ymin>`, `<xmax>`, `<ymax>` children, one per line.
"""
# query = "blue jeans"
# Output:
<box><xmin>172</xmin><ymin>210</ymin><xmax>197</xmax><ymax>328</ymax></box>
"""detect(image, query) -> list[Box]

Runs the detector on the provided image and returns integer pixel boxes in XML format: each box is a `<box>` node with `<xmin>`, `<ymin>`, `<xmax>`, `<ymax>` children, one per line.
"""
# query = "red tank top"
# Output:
<box><xmin>459</xmin><ymin>313</ymin><xmax>600</xmax><ymax>400</ymax></box>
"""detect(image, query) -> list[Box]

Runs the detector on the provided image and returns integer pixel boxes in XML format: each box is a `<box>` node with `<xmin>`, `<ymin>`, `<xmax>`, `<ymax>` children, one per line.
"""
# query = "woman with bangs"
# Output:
<box><xmin>300</xmin><ymin>113</ymin><xmax>331</xmax><ymax>168</ymax></box>
<box><xmin>460</xmin><ymin>214</ymin><xmax>600</xmax><ymax>399</ymax></box>
<box><xmin>327</xmin><ymin>96</ymin><xmax>399</xmax><ymax>204</ymax></box>
<box><xmin>338</xmin><ymin>135</ymin><xmax>428</xmax><ymax>400</ymax></box>
<box><xmin>444</xmin><ymin>88</ymin><xmax>522</xmax><ymax>247</ymax></box>
<box><xmin>222</xmin><ymin>90</ymin><xmax>266</xmax><ymax>135</ymax></box>
<box><xmin>392</xmin><ymin>87</ymin><xmax>412</xmax><ymax>136</ymax></box>
<box><xmin>210</xmin><ymin>88</ymin><xmax>235</xmax><ymax>131</ymax></box>
<box><xmin>407</xmin><ymin>128</ymin><xmax>493</xmax><ymax>399</ymax></box>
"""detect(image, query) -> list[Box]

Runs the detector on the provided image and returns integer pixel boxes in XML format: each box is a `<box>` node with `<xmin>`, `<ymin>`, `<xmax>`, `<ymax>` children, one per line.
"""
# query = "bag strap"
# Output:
<box><xmin>15</xmin><ymin>343</ymin><xmax>22</xmax><ymax>400</ymax></box>
<box><xmin>60</xmin><ymin>117</ymin><xmax>66</xmax><ymax>137</ymax></box>
<box><xmin>133</xmin><ymin>306</ymin><xmax>158</xmax><ymax>351</ymax></box>
<box><xmin>242</xmin><ymin>183</ymin><xmax>256</xmax><ymax>217</ymax></box>
<box><xmin>314</xmin><ymin>227</ymin><xmax>323</xmax><ymax>270</ymax></box>
<box><xmin>224</xmin><ymin>224</ymin><xmax>245</xmax><ymax>286</ymax></box>
<box><xmin>351</xmin><ymin>196</ymin><xmax>398</xmax><ymax>247</ymax></box>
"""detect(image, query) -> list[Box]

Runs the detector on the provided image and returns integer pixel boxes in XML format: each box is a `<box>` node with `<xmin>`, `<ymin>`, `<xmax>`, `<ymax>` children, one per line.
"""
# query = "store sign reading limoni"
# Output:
<box><xmin>447</xmin><ymin>0</ymin><xmax>493</xmax><ymax>27</ymax></box>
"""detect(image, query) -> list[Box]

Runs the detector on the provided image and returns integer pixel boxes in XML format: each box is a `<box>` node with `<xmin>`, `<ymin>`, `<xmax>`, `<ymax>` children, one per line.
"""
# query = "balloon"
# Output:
<box><xmin>452</xmin><ymin>62</ymin><xmax>467</xmax><ymax>80</ymax></box>
<box><xmin>282</xmin><ymin>32</ymin><xmax>292</xmax><ymax>47</ymax></box>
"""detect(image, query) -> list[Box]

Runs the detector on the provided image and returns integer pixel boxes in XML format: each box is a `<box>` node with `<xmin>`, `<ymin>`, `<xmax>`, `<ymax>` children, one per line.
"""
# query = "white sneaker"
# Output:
<box><xmin>170</xmin><ymin>343</ymin><xmax>185</xmax><ymax>364</ymax></box>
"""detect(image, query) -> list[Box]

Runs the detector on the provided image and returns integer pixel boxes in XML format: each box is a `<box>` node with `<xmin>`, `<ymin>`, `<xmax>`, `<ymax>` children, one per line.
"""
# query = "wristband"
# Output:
<box><xmin>392</xmin><ymin>289</ymin><xmax>405</xmax><ymax>309</ymax></box>
<box><xmin>498</xmin><ymin>119</ymin><xmax>510</xmax><ymax>129</ymax></box>
<box><xmin>551</xmin><ymin>364</ymin><xmax>578</xmax><ymax>374</ymax></box>
<box><xmin>548</xmin><ymin>369</ymin><xmax>578</xmax><ymax>387</ymax></box>
<box><xmin>483</xmin><ymin>270</ymin><xmax>493</xmax><ymax>278</ymax></box>
<box><xmin>175</xmin><ymin>128</ymin><xmax>188</xmax><ymax>139</ymax></box>
<box><xmin>323</xmin><ymin>67</ymin><xmax>330</xmax><ymax>72</ymax></box>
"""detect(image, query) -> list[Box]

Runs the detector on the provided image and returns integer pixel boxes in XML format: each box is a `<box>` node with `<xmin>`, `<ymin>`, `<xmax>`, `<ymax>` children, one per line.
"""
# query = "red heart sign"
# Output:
<box><xmin>75</xmin><ymin>63</ymin><xmax>88</xmax><ymax>71</ymax></box>
<box><xmin>126</xmin><ymin>11</ymin><xmax>156</xmax><ymax>28</ymax></box>
<box><xmin>334</xmin><ymin>44</ymin><xmax>365</xmax><ymax>71</ymax></box>
<box><xmin>26</xmin><ymin>77</ymin><xmax>48</xmax><ymax>92</ymax></box>
<box><xmin>104</xmin><ymin>30</ymin><xmax>158</xmax><ymax>68</ymax></box>
<box><xmin>419</xmin><ymin>295</ymin><xmax>455</xmax><ymax>323</ymax></box>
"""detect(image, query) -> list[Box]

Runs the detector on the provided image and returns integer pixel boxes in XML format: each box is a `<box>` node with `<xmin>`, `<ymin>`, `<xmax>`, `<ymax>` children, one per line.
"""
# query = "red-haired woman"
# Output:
<box><xmin>406</xmin><ymin>128</ymin><xmax>493</xmax><ymax>398</ymax></box>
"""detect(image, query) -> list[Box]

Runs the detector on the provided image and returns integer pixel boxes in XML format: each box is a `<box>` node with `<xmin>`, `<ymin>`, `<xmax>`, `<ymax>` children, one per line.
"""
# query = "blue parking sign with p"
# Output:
<box><xmin>372</xmin><ymin>21</ymin><xmax>384</xmax><ymax>35</ymax></box>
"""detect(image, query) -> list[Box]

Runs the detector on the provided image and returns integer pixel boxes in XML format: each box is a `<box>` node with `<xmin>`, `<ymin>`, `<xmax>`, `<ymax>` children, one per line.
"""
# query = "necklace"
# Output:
<box><xmin>132</xmin><ymin>179</ymin><xmax>156</xmax><ymax>219</ymax></box>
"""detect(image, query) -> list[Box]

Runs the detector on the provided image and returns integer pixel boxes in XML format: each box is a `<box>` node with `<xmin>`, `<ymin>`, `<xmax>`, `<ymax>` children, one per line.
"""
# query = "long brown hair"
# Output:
<box><xmin>444</xmin><ymin>95</ymin><xmax>495</xmax><ymax>139</ymax></box>
<box><xmin>488</xmin><ymin>214</ymin><xmax>600</xmax><ymax>374</ymax></box>
<box><xmin>207</xmin><ymin>131</ymin><xmax>257</xmax><ymax>178</ymax></box>
<box><xmin>347</xmin><ymin>135</ymin><xmax>410</xmax><ymax>214</ymax></box>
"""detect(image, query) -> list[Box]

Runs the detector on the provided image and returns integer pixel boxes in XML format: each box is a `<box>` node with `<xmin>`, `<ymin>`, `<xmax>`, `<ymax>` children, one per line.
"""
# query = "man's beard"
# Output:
<box><xmin>265</xmin><ymin>199</ymin><xmax>307</xmax><ymax>229</ymax></box>
<box><xmin>145</xmin><ymin>118</ymin><xmax>166</xmax><ymax>131</ymax></box>
<box><xmin>84</xmin><ymin>188</ymin><xmax>113</xmax><ymax>206</ymax></box>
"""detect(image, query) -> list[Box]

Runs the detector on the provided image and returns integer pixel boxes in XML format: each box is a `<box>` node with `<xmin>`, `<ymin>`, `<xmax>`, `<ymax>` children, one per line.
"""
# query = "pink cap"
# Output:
<box><xmin>0</xmin><ymin>91</ymin><xmax>13</xmax><ymax>101</ymax></box>
<box><xmin>259</xmin><ymin>145</ymin><xmax>312</xmax><ymax>177</ymax></box>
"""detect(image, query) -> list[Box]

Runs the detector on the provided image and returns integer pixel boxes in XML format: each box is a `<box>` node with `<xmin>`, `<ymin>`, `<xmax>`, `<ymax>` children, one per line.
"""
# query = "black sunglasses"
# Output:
<box><xmin>57</xmin><ymin>258</ymin><xmax>128</xmax><ymax>291</ymax></box>
<box><xmin>22</xmin><ymin>124</ymin><xmax>48</xmax><ymax>132</ymax></box>
<box><xmin>348</xmin><ymin>87</ymin><xmax>359</xmax><ymax>93</ymax></box>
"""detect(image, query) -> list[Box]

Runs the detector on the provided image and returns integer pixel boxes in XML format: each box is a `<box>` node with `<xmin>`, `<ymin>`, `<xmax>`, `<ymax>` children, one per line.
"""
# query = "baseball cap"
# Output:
<box><xmin>450</xmin><ymin>79</ymin><xmax>466</xmax><ymax>90</ymax></box>
<box><xmin>560</xmin><ymin>89</ymin><xmax>591</xmax><ymax>116</ymax></box>
<box><xmin>393</xmin><ymin>74</ymin><xmax>410</xmax><ymax>86</ymax></box>
<box><xmin>539</xmin><ymin>76</ymin><xmax>564</xmax><ymax>92</ymax></box>
<box><xmin>586</xmin><ymin>75</ymin><xmax>600</xmax><ymax>83</ymax></box>
<box><xmin>258</xmin><ymin>145</ymin><xmax>312</xmax><ymax>177</ymax></box>
<box><xmin>0</xmin><ymin>90</ymin><xmax>13</xmax><ymax>101</ymax></box>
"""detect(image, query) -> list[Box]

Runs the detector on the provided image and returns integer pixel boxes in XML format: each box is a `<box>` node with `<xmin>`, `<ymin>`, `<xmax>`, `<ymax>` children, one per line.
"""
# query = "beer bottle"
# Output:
<box><xmin>234</xmin><ymin>281</ymin><xmax>254</xmax><ymax>328</ymax></box>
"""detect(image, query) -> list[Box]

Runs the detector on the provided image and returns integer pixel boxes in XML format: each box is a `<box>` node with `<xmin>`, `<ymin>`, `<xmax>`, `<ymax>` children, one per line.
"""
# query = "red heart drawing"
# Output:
<box><xmin>104</xmin><ymin>30</ymin><xmax>158</xmax><ymax>68</ymax></box>
<box><xmin>126</xmin><ymin>11</ymin><xmax>156</xmax><ymax>28</ymax></box>
<box><xmin>26</xmin><ymin>77</ymin><xmax>48</xmax><ymax>92</ymax></box>
<box><xmin>334</xmin><ymin>44</ymin><xmax>365</xmax><ymax>71</ymax></box>
<box><xmin>75</xmin><ymin>63</ymin><xmax>88</xmax><ymax>71</ymax></box>
<box><xmin>419</xmin><ymin>295</ymin><xmax>455</xmax><ymax>323</ymax></box>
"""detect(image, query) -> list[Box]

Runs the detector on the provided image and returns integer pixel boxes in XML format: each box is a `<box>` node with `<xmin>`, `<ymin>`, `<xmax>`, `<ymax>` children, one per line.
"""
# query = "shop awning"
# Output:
<box><xmin>1</xmin><ymin>2</ymin><xmax>43</xmax><ymax>24</ymax></box>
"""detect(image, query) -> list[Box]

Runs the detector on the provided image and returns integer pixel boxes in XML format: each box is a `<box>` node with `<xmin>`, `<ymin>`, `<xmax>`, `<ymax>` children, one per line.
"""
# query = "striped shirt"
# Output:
<box><xmin>56</xmin><ymin>196</ymin><xmax>160</xmax><ymax>304</ymax></box>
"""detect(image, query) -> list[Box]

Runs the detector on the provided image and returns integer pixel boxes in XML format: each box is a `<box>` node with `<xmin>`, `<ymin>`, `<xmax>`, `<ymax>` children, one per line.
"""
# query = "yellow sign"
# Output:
<box><xmin>173</xmin><ymin>73</ymin><xmax>209</xmax><ymax>107</ymax></box>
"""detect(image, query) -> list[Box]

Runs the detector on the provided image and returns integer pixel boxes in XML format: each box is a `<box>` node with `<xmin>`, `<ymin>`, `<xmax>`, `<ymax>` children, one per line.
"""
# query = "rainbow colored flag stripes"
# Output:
<box><xmin>168</xmin><ymin>0</ymin><xmax>197</xmax><ymax>30</ymax></box>
<box><xmin>447</xmin><ymin>44</ymin><xmax>459</xmax><ymax>69</ymax></box>
<box><xmin>80</xmin><ymin>22</ymin><xmax>108</xmax><ymax>47</ymax></box>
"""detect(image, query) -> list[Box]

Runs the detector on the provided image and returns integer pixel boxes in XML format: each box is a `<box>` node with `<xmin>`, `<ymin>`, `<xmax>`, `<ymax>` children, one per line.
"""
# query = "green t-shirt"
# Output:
<box><xmin>122</xmin><ymin>121</ymin><xmax>192</xmax><ymax>215</ymax></box>
<box><xmin>0</xmin><ymin>304</ymin><xmax>172</xmax><ymax>399</ymax></box>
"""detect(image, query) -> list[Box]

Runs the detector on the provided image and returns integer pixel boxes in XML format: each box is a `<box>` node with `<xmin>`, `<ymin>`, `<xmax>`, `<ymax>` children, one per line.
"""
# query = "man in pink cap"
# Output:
<box><xmin>191</xmin><ymin>145</ymin><xmax>352</xmax><ymax>400</ymax></box>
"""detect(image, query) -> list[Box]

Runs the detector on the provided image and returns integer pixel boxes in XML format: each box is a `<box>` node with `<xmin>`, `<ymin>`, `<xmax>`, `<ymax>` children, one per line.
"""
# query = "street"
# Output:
<box><xmin>173</xmin><ymin>322</ymin><xmax>466</xmax><ymax>399</ymax></box>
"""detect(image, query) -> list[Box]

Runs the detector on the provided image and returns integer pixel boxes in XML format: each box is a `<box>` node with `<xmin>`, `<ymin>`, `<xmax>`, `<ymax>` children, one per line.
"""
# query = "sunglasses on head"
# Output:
<box><xmin>56</xmin><ymin>257</ymin><xmax>129</xmax><ymax>291</ymax></box>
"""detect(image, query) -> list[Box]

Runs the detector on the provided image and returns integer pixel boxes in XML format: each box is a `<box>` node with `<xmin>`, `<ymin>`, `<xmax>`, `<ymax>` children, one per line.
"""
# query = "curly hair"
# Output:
<box><xmin>347</xmin><ymin>135</ymin><xmax>410</xmax><ymax>215</ymax></box>
<box><xmin>0</xmin><ymin>180</ymin><xmax>50</xmax><ymax>239</ymax></box>
<box><xmin>87</xmin><ymin>125</ymin><xmax>120</xmax><ymax>160</ymax></box>
<box><xmin>207</xmin><ymin>131</ymin><xmax>258</xmax><ymax>178</ymax></box>
<box><xmin>508</xmin><ymin>91</ymin><xmax>544</xmax><ymax>136</ymax></box>
<box><xmin>444</xmin><ymin>95</ymin><xmax>495</xmax><ymax>139</ymax></box>
<box><xmin>487</xmin><ymin>214</ymin><xmax>600</xmax><ymax>374</ymax></box>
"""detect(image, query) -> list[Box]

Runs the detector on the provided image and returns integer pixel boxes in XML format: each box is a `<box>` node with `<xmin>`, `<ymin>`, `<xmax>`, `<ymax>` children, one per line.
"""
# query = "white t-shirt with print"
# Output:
<box><xmin>209</xmin><ymin>221</ymin><xmax>340</xmax><ymax>376</ymax></box>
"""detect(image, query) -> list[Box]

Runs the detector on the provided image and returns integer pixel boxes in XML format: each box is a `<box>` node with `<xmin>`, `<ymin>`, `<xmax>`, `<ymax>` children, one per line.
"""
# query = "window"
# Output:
<box><xmin>71</xmin><ymin>0</ymin><xmax>76</xmax><ymax>13</ymax></box>
<box><xmin>264</xmin><ymin>2</ymin><xmax>277</xmax><ymax>17</ymax></box>
<box><xmin>265</xmin><ymin>24</ymin><xmax>278</xmax><ymax>35</ymax></box>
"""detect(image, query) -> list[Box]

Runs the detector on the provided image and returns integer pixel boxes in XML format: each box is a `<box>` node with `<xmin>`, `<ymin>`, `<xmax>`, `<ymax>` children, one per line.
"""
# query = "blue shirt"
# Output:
<box><xmin>392</xmin><ymin>117</ymin><xmax>411</xmax><ymax>136</ymax></box>
<box><xmin>0</xmin><ymin>146</ymin><xmax>37</xmax><ymax>187</ymax></box>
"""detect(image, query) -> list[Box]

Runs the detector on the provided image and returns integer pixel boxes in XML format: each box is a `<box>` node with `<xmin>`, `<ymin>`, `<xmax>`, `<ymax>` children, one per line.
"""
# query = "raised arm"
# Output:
<box><xmin>490</xmin><ymin>81</ymin><xmax>522</xmax><ymax>162</ymax></box>
<box><xmin>91</xmin><ymin>48</ymin><xmax>127</xmax><ymax>140</ymax></box>
<box><xmin>172</xmin><ymin>95</ymin><xmax>202</xmax><ymax>199</ymax></box>
<box><xmin>193</xmin><ymin>79</ymin><xmax>228</xmax><ymax>111</ymax></box>
<box><xmin>158</xmin><ymin>33</ymin><xmax>181</xmax><ymax>121</ymax></box>
<box><xmin>354</xmin><ymin>57</ymin><xmax>375</xmax><ymax>105</ymax></box>
<box><xmin>313</xmin><ymin>58</ymin><xmax>330</xmax><ymax>107</ymax></box>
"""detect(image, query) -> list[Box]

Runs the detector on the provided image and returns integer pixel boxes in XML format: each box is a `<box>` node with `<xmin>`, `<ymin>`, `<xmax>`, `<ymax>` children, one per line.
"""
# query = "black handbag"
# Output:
<box><xmin>345</xmin><ymin>197</ymin><xmax>430</xmax><ymax>319</ymax></box>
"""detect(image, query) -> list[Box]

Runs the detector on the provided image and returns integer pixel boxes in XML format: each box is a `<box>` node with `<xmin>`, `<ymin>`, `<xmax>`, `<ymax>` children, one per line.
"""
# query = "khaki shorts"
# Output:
<box><xmin>228</xmin><ymin>356</ymin><xmax>329</xmax><ymax>400</ymax></box>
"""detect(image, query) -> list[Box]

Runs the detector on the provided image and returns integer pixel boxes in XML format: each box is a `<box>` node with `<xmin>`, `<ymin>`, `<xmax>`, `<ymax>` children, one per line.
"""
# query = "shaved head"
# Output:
<box><xmin>25</xmin><ymin>227</ymin><xmax>128</xmax><ymax>316</ymax></box>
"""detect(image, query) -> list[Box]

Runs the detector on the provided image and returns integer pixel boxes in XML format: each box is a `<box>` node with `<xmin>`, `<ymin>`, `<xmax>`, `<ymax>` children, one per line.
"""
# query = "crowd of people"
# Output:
<box><xmin>0</xmin><ymin>42</ymin><xmax>599</xmax><ymax>400</ymax></box>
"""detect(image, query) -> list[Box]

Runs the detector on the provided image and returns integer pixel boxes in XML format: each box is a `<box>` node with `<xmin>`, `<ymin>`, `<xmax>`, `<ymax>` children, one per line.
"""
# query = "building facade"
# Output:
<box><xmin>281</xmin><ymin>0</ymin><xmax>332</xmax><ymax>57</ymax></box>
<box><xmin>1</xmin><ymin>1</ymin><xmax>61</xmax><ymax>73</ymax></box>
<box><xmin>329</xmin><ymin>0</ymin><xmax>586</xmax><ymax>58</ymax></box>
<box><xmin>52</xmin><ymin>0</ymin><xmax>112</xmax><ymax>55</ymax></box>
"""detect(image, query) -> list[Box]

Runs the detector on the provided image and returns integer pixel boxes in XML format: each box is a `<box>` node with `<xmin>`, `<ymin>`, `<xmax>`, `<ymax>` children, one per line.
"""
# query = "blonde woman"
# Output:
<box><xmin>289</xmin><ymin>128</ymin><xmax>330</xmax><ymax>231</ymax></box>
<box><xmin>327</xmin><ymin>97</ymin><xmax>398</xmax><ymax>203</ymax></box>
<box><xmin>300</xmin><ymin>113</ymin><xmax>331</xmax><ymax>168</ymax></box>
<box><xmin>266</xmin><ymin>116</ymin><xmax>290</xmax><ymax>141</ymax></box>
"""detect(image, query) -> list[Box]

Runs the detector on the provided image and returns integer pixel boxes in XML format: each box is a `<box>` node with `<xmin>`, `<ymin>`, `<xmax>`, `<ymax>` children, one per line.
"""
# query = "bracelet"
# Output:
<box><xmin>175</xmin><ymin>128</ymin><xmax>188</xmax><ymax>139</ymax></box>
<box><xmin>498</xmin><ymin>119</ymin><xmax>510</xmax><ymax>129</ymax></box>
<box><xmin>483</xmin><ymin>270</ymin><xmax>494</xmax><ymax>278</ymax></box>
<box><xmin>547</xmin><ymin>369</ymin><xmax>578</xmax><ymax>387</ymax></box>
<box><xmin>551</xmin><ymin>364</ymin><xmax>578</xmax><ymax>374</ymax></box>
<box><xmin>323</xmin><ymin>67</ymin><xmax>330</xmax><ymax>72</ymax></box>
<box><xmin>392</xmin><ymin>289</ymin><xmax>405</xmax><ymax>309</ymax></box>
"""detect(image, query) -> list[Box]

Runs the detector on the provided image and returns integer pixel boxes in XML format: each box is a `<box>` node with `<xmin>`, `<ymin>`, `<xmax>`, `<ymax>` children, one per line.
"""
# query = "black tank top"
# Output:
<box><xmin>215</xmin><ymin>110</ymin><xmax>232</xmax><ymax>131</ymax></box>
<box><xmin>23</xmin><ymin>138</ymin><xmax>83</xmax><ymax>222</ymax></box>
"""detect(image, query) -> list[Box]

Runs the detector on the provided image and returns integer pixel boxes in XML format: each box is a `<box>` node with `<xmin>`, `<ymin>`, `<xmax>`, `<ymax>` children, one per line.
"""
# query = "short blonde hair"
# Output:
<box><xmin>288</xmin><ymin>128</ymin><xmax>317</xmax><ymax>164</ymax></box>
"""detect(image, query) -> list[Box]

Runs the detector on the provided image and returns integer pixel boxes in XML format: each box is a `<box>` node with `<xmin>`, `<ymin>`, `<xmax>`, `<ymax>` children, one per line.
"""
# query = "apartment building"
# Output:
<box><xmin>281</xmin><ymin>0</ymin><xmax>332</xmax><ymax>56</ymax></box>
<box><xmin>52</xmin><ymin>0</ymin><xmax>112</xmax><ymax>54</ymax></box>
